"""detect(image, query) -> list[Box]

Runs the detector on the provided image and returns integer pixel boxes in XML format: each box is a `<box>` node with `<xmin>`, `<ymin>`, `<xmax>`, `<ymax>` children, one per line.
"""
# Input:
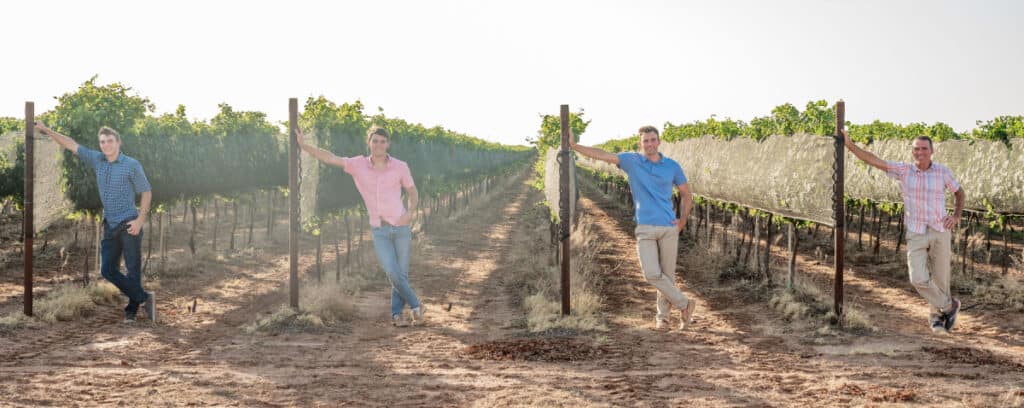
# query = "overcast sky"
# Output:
<box><xmin>2</xmin><ymin>0</ymin><xmax>1021</xmax><ymax>146</ymax></box>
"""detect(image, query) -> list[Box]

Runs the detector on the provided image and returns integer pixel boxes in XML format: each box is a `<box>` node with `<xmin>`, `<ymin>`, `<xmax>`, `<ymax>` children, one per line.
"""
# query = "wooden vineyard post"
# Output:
<box><xmin>23</xmin><ymin>102</ymin><xmax>34</xmax><ymax>316</ymax></box>
<box><xmin>833</xmin><ymin>100</ymin><xmax>846</xmax><ymax>323</ymax></box>
<box><xmin>559</xmin><ymin>105</ymin><xmax>571</xmax><ymax>316</ymax></box>
<box><xmin>787</xmin><ymin>222</ymin><xmax>797</xmax><ymax>289</ymax></box>
<box><xmin>289</xmin><ymin>98</ymin><xmax>300</xmax><ymax>309</ymax></box>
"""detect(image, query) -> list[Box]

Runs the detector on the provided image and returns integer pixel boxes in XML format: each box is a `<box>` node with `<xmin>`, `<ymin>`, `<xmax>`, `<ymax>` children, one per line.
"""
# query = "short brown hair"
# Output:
<box><xmin>98</xmin><ymin>126</ymin><xmax>120</xmax><ymax>141</ymax></box>
<box><xmin>914</xmin><ymin>136</ymin><xmax>933</xmax><ymax>150</ymax></box>
<box><xmin>366</xmin><ymin>125</ymin><xmax>390</xmax><ymax>143</ymax></box>
<box><xmin>637</xmin><ymin>125</ymin><xmax>659</xmax><ymax>138</ymax></box>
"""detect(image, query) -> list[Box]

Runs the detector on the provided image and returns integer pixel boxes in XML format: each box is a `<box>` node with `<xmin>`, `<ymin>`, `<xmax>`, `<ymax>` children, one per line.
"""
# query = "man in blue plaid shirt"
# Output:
<box><xmin>35</xmin><ymin>122</ymin><xmax>156</xmax><ymax>324</ymax></box>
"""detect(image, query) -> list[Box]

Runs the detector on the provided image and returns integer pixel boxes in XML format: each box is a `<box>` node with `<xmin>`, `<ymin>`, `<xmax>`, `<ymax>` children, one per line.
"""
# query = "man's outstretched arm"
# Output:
<box><xmin>295</xmin><ymin>127</ymin><xmax>346</xmax><ymax>169</ymax></box>
<box><xmin>841</xmin><ymin>129</ymin><xmax>889</xmax><ymax>171</ymax></box>
<box><xmin>34</xmin><ymin>122</ymin><xmax>79</xmax><ymax>154</ymax></box>
<box><xmin>568</xmin><ymin>130</ymin><xmax>619</xmax><ymax>165</ymax></box>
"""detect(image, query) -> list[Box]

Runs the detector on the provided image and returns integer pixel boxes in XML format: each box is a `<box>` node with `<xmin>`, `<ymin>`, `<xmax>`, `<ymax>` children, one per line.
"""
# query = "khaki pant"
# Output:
<box><xmin>906</xmin><ymin>227</ymin><xmax>953</xmax><ymax>317</ymax></box>
<box><xmin>636</xmin><ymin>224</ymin><xmax>689</xmax><ymax>322</ymax></box>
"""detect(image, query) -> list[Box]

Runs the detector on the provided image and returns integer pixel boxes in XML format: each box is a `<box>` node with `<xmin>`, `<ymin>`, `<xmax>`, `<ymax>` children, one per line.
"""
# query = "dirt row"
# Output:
<box><xmin>0</xmin><ymin>166</ymin><xmax>1022</xmax><ymax>406</ymax></box>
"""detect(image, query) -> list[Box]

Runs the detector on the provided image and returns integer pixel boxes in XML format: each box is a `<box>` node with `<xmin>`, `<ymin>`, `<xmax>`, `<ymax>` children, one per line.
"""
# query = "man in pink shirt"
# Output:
<box><xmin>842</xmin><ymin>130</ymin><xmax>965</xmax><ymax>334</ymax></box>
<box><xmin>297</xmin><ymin>125</ymin><xmax>425</xmax><ymax>327</ymax></box>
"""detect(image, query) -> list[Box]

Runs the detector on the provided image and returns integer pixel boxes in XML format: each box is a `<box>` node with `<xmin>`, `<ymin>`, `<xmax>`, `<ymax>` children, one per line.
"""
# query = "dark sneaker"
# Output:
<box><xmin>930</xmin><ymin>315</ymin><xmax>946</xmax><ymax>333</ymax></box>
<box><xmin>124</xmin><ymin>312</ymin><xmax>137</xmax><ymax>324</ymax></box>
<box><xmin>943</xmin><ymin>298</ymin><xmax>961</xmax><ymax>332</ymax></box>
<box><xmin>144</xmin><ymin>291</ymin><xmax>157</xmax><ymax>323</ymax></box>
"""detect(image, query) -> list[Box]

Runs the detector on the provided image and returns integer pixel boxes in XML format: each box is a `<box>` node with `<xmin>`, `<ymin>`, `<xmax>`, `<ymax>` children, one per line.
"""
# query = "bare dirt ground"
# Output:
<box><xmin>1</xmin><ymin>167</ymin><xmax>1023</xmax><ymax>407</ymax></box>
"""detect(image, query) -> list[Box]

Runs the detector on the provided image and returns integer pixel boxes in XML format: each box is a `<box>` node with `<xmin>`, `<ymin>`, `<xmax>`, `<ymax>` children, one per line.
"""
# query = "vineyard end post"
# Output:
<box><xmin>24</xmin><ymin>102</ymin><xmax>35</xmax><ymax>317</ymax></box>
<box><xmin>559</xmin><ymin>104</ymin><xmax>571</xmax><ymax>316</ymax></box>
<box><xmin>288</xmin><ymin>98</ymin><xmax>300</xmax><ymax>309</ymax></box>
<box><xmin>833</xmin><ymin>100</ymin><xmax>846</xmax><ymax>324</ymax></box>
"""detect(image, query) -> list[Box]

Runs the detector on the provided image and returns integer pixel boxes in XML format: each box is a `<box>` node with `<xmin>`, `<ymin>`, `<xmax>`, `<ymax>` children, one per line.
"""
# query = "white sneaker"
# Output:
<box><xmin>392</xmin><ymin>313</ymin><xmax>410</xmax><ymax>327</ymax></box>
<box><xmin>411</xmin><ymin>305</ymin><xmax>426</xmax><ymax>326</ymax></box>
<box><xmin>679</xmin><ymin>299</ymin><xmax>697</xmax><ymax>330</ymax></box>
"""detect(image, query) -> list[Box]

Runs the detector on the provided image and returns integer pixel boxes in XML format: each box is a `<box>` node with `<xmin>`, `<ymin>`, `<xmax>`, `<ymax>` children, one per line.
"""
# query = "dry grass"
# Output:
<box><xmin>518</xmin><ymin>208</ymin><xmax>608</xmax><ymax>333</ymax></box>
<box><xmin>87</xmin><ymin>281</ymin><xmax>123</xmax><ymax>305</ymax></box>
<box><xmin>952</xmin><ymin>236</ymin><xmax>1024</xmax><ymax>311</ymax></box>
<box><xmin>769</xmin><ymin>284</ymin><xmax>828</xmax><ymax>322</ymax></box>
<box><xmin>524</xmin><ymin>287</ymin><xmax>606</xmax><ymax>332</ymax></box>
<box><xmin>0</xmin><ymin>281</ymin><xmax>121</xmax><ymax>328</ymax></box>
<box><xmin>36</xmin><ymin>281</ymin><xmax>121</xmax><ymax>323</ymax></box>
<box><xmin>244</xmin><ymin>305</ymin><xmax>326</xmax><ymax>334</ymax></box>
<box><xmin>954</xmin><ymin>271</ymin><xmax>1024</xmax><ymax>312</ymax></box>
<box><xmin>0</xmin><ymin>312</ymin><xmax>32</xmax><ymax>332</ymax></box>
<box><xmin>245</xmin><ymin>280</ymin><xmax>358</xmax><ymax>334</ymax></box>
<box><xmin>764</xmin><ymin>280</ymin><xmax>874</xmax><ymax>334</ymax></box>
<box><xmin>300</xmin><ymin>279</ymin><xmax>360</xmax><ymax>323</ymax></box>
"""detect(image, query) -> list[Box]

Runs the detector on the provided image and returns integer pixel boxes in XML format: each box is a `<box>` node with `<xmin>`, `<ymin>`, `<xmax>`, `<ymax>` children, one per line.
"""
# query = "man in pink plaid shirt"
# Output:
<box><xmin>842</xmin><ymin>130</ymin><xmax>965</xmax><ymax>334</ymax></box>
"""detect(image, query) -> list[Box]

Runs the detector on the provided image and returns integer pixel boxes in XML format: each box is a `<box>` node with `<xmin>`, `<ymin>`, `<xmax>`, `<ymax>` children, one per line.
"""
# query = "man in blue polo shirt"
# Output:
<box><xmin>35</xmin><ymin>122</ymin><xmax>156</xmax><ymax>324</ymax></box>
<box><xmin>570</xmin><ymin>126</ymin><xmax>696</xmax><ymax>330</ymax></box>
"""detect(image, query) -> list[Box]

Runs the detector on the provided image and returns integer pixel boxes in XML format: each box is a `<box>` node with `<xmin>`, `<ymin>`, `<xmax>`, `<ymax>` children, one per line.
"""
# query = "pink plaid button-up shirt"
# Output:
<box><xmin>341</xmin><ymin>155</ymin><xmax>415</xmax><ymax>228</ymax></box>
<box><xmin>885</xmin><ymin>161</ymin><xmax>961</xmax><ymax>234</ymax></box>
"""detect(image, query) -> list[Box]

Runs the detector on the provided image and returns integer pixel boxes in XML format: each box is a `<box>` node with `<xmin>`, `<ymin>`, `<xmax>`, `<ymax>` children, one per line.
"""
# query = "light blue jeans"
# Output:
<box><xmin>371</xmin><ymin>224</ymin><xmax>421</xmax><ymax>318</ymax></box>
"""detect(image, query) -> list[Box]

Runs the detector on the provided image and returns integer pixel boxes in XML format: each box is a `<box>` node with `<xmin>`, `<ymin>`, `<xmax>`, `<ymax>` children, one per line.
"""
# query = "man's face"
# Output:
<box><xmin>368</xmin><ymin>134</ymin><xmax>389</xmax><ymax>156</ymax></box>
<box><xmin>639</xmin><ymin>131</ymin><xmax>660</xmax><ymax>155</ymax></box>
<box><xmin>911</xmin><ymin>139</ymin><xmax>932</xmax><ymax>164</ymax></box>
<box><xmin>99</xmin><ymin>134</ymin><xmax>121</xmax><ymax>158</ymax></box>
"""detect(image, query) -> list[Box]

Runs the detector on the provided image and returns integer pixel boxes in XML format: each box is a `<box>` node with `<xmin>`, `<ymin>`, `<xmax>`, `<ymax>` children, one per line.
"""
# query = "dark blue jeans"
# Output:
<box><xmin>101</xmin><ymin>218</ymin><xmax>147</xmax><ymax>315</ymax></box>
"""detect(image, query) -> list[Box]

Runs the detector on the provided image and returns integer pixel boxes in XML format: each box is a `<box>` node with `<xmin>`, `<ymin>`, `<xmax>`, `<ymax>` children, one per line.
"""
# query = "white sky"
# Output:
<box><xmin>2</xmin><ymin>0</ymin><xmax>1022</xmax><ymax>146</ymax></box>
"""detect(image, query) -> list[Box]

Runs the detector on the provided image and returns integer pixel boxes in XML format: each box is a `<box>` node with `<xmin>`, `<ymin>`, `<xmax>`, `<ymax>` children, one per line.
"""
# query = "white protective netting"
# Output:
<box><xmin>845</xmin><ymin>137</ymin><xmax>1024</xmax><ymax>214</ymax></box>
<box><xmin>298</xmin><ymin>150</ymin><xmax>318</xmax><ymax>223</ymax></box>
<box><xmin>577</xmin><ymin>135</ymin><xmax>1024</xmax><ymax>225</ymax></box>
<box><xmin>2</xmin><ymin>131</ymin><xmax>75</xmax><ymax>233</ymax></box>
<box><xmin>544</xmin><ymin>147</ymin><xmax>576</xmax><ymax>221</ymax></box>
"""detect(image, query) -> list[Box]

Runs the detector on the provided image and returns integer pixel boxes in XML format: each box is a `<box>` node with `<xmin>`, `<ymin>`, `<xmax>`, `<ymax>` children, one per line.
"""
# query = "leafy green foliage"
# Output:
<box><xmin>0</xmin><ymin>140</ymin><xmax>24</xmax><ymax>205</ymax></box>
<box><xmin>300</xmin><ymin>96</ymin><xmax>533</xmax><ymax>216</ymax></box>
<box><xmin>531</xmin><ymin>109</ymin><xmax>589</xmax><ymax>190</ymax></box>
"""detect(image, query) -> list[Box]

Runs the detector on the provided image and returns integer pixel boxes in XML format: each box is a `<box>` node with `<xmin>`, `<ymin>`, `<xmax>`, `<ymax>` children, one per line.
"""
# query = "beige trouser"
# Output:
<box><xmin>906</xmin><ymin>227</ymin><xmax>954</xmax><ymax>317</ymax></box>
<box><xmin>636</xmin><ymin>224</ymin><xmax>689</xmax><ymax>322</ymax></box>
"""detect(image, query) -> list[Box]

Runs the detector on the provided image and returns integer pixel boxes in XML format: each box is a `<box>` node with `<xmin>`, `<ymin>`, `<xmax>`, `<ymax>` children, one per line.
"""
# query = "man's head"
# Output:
<box><xmin>911</xmin><ymin>136</ymin><xmax>933</xmax><ymax>166</ymax></box>
<box><xmin>637</xmin><ymin>125</ymin><xmax>660</xmax><ymax>156</ymax></box>
<box><xmin>366</xmin><ymin>125</ymin><xmax>390</xmax><ymax>157</ymax></box>
<box><xmin>97</xmin><ymin>126</ymin><xmax>122</xmax><ymax>158</ymax></box>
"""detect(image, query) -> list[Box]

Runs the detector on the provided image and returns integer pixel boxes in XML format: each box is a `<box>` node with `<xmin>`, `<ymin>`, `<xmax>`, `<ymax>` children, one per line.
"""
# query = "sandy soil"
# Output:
<box><xmin>1</xmin><ymin>166</ymin><xmax>1022</xmax><ymax>407</ymax></box>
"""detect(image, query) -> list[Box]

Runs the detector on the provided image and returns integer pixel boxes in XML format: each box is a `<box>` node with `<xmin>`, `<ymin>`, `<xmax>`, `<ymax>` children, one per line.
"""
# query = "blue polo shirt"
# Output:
<box><xmin>617</xmin><ymin>152</ymin><xmax>687</xmax><ymax>227</ymax></box>
<box><xmin>77</xmin><ymin>145</ymin><xmax>152</xmax><ymax>224</ymax></box>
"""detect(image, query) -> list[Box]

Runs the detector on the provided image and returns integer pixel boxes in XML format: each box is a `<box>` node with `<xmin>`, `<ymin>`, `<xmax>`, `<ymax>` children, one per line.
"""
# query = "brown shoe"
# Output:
<box><xmin>411</xmin><ymin>305</ymin><xmax>426</xmax><ymax>326</ymax></box>
<box><xmin>679</xmin><ymin>299</ymin><xmax>697</xmax><ymax>330</ymax></box>
<box><xmin>392</xmin><ymin>313</ymin><xmax>410</xmax><ymax>327</ymax></box>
